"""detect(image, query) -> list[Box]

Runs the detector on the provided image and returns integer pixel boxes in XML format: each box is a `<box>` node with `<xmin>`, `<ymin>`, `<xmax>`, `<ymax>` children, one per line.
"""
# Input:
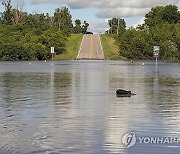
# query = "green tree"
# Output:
<box><xmin>24</xmin><ymin>14</ymin><xmax>38</xmax><ymax>27</ymax></box>
<box><xmin>149</xmin><ymin>23</ymin><xmax>179</xmax><ymax>60</ymax></box>
<box><xmin>145</xmin><ymin>5</ymin><xmax>180</xmax><ymax>27</ymax></box>
<box><xmin>54</xmin><ymin>7</ymin><xmax>73</xmax><ymax>33</ymax></box>
<box><xmin>45</xmin><ymin>13</ymin><xmax>54</xmax><ymax>28</ymax></box>
<box><xmin>108</xmin><ymin>17</ymin><xmax>126</xmax><ymax>35</ymax></box>
<box><xmin>174</xmin><ymin>24</ymin><xmax>180</xmax><ymax>51</ymax></box>
<box><xmin>0</xmin><ymin>43</ymin><xmax>31</xmax><ymax>61</ymax></box>
<box><xmin>162</xmin><ymin>5</ymin><xmax>180</xmax><ymax>24</ymax></box>
<box><xmin>74</xmin><ymin>19</ymin><xmax>82</xmax><ymax>33</ymax></box>
<box><xmin>1</xmin><ymin>0</ymin><xmax>13</xmax><ymax>25</ymax></box>
<box><xmin>0</xmin><ymin>5</ymin><xmax>75</xmax><ymax>61</ymax></box>
<box><xmin>118</xmin><ymin>28</ymin><xmax>152</xmax><ymax>59</ymax></box>
<box><xmin>39</xmin><ymin>29</ymin><xmax>66</xmax><ymax>55</ymax></box>
<box><xmin>82</xmin><ymin>21</ymin><xmax>89</xmax><ymax>34</ymax></box>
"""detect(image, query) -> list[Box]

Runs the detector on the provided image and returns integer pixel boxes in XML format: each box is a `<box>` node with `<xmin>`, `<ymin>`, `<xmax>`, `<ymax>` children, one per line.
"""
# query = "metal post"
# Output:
<box><xmin>52</xmin><ymin>53</ymin><xmax>54</xmax><ymax>61</ymax></box>
<box><xmin>59</xmin><ymin>22</ymin><xmax>60</xmax><ymax>31</ymax></box>
<box><xmin>111</xmin><ymin>19</ymin><xmax>112</xmax><ymax>34</ymax></box>
<box><xmin>117</xmin><ymin>18</ymin><xmax>119</xmax><ymax>36</ymax></box>
<box><xmin>156</xmin><ymin>57</ymin><xmax>157</xmax><ymax>68</ymax></box>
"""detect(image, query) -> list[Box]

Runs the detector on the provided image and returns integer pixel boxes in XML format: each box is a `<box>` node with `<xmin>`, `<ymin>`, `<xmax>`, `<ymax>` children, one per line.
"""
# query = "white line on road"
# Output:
<box><xmin>98</xmin><ymin>34</ymin><xmax>105</xmax><ymax>60</ymax></box>
<box><xmin>76</xmin><ymin>35</ymin><xmax>85</xmax><ymax>60</ymax></box>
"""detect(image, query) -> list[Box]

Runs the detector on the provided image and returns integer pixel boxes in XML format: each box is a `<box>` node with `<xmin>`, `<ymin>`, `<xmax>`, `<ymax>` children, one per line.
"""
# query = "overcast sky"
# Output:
<box><xmin>0</xmin><ymin>0</ymin><xmax>179</xmax><ymax>33</ymax></box>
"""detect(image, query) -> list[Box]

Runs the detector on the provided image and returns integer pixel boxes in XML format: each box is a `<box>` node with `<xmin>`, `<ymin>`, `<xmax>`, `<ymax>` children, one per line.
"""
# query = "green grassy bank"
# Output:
<box><xmin>100</xmin><ymin>34</ymin><xmax>125</xmax><ymax>60</ymax></box>
<box><xmin>54</xmin><ymin>34</ymin><xmax>83</xmax><ymax>60</ymax></box>
<box><xmin>55</xmin><ymin>34</ymin><xmax>124</xmax><ymax>60</ymax></box>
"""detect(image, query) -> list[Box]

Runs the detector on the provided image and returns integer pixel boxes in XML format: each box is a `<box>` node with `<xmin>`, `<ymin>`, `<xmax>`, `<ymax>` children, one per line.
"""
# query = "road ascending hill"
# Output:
<box><xmin>76</xmin><ymin>34</ymin><xmax>104</xmax><ymax>60</ymax></box>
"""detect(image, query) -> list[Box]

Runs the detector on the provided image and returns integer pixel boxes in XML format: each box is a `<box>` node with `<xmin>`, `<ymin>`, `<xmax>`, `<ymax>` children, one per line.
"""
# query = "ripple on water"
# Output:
<box><xmin>0</xmin><ymin>61</ymin><xmax>179</xmax><ymax>153</ymax></box>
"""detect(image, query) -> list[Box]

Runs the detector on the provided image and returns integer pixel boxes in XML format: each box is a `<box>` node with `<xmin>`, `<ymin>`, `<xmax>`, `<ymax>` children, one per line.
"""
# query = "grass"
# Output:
<box><xmin>54</xmin><ymin>34</ymin><xmax>83</xmax><ymax>60</ymax></box>
<box><xmin>100</xmin><ymin>34</ymin><xmax>126</xmax><ymax>60</ymax></box>
<box><xmin>54</xmin><ymin>34</ymin><xmax>125</xmax><ymax>60</ymax></box>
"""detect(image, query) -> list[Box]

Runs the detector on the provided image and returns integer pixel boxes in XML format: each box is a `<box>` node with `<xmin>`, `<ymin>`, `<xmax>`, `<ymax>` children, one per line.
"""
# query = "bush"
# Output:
<box><xmin>0</xmin><ymin>26</ymin><xmax>67</xmax><ymax>61</ymax></box>
<box><xmin>35</xmin><ymin>43</ymin><xmax>51</xmax><ymax>60</ymax></box>
<box><xmin>39</xmin><ymin>29</ymin><xmax>66</xmax><ymax>55</ymax></box>
<box><xmin>118</xmin><ymin>28</ymin><xmax>152</xmax><ymax>59</ymax></box>
<box><xmin>0</xmin><ymin>43</ymin><xmax>30</xmax><ymax>61</ymax></box>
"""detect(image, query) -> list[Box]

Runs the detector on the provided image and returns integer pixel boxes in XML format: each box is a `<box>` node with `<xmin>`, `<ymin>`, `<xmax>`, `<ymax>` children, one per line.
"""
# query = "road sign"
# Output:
<box><xmin>153</xmin><ymin>46</ymin><xmax>160</xmax><ymax>58</ymax></box>
<box><xmin>153</xmin><ymin>46</ymin><xmax>160</xmax><ymax>67</ymax></box>
<box><xmin>51</xmin><ymin>47</ymin><xmax>54</xmax><ymax>61</ymax></box>
<box><xmin>51</xmin><ymin>47</ymin><xmax>54</xmax><ymax>54</ymax></box>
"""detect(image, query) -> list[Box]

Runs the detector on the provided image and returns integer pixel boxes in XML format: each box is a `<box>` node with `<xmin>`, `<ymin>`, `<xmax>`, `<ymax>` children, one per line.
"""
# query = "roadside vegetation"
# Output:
<box><xmin>0</xmin><ymin>1</ymin><xmax>179</xmax><ymax>62</ymax></box>
<box><xmin>54</xmin><ymin>34</ymin><xmax>83</xmax><ymax>60</ymax></box>
<box><xmin>107</xmin><ymin>4</ymin><xmax>180</xmax><ymax>61</ymax></box>
<box><xmin>0</xmin><ymin>0</ymin><xmax>89</xmax><ymax>61</ymax></box>
<box><xmin>100</xmin><ymin>34</ymin><xmax>125</xmax><ymax>60</ymax></box>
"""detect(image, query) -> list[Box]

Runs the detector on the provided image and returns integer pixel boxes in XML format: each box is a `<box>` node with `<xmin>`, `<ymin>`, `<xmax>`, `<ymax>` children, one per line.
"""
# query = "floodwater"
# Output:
<box><xmin>0</xmin><ymin>60</ymin><xmax>179</xmax><ymax>154</ymax></box>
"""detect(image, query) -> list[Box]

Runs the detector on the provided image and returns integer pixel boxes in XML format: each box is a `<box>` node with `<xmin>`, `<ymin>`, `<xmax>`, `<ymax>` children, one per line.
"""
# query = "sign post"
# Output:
<box><xmin>51</xmin><ymin>47</ymin><xmax>54</xmax><ymax>61</ymax></box>
<box><xmin>153</xmin><ymin>46</ymin><xmax>160</xmax><ymax>67</ymax></box>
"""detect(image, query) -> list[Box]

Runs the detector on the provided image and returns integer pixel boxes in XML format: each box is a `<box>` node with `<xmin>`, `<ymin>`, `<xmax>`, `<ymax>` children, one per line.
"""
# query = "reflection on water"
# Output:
<box><xmin>0</xmin><ymin>60</ymin><xmax>179</xmax><ymax>154</ymax></box>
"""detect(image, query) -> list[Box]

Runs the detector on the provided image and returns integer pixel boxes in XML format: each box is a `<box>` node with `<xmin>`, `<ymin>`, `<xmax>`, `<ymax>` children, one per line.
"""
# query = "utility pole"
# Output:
<box><xmin>117</xmin><ymin>17</ymin><xmax>119</xmax><ymax>36</ymax></box>
<box><xmin>111</xmin><ymin>19</ymin><xmax>112</xmax><ymax>34</ymax></box>
<box><xmin>58</xmin><ymin>22</ymin><xmax>60</xmax><ymax>30</ymax></box>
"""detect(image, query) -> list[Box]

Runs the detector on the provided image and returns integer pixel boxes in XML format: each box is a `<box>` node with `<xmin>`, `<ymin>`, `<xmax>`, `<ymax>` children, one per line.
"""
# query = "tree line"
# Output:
<box><xmin>107</xmin><ymin>4</ymin><xmax>180</xmax><ymax>61</ymax></box>
<box><xmin>0</xmin><ymin>0</ymin><xmax>89</xmax><ymax>61</ymax></box>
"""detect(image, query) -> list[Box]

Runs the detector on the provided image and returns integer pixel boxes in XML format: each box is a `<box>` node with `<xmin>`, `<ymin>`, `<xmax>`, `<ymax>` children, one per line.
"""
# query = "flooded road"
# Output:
<box><xmin>0</xmin><ymin>60</ymin><xmax>180</xmax><ymax>154</ymax></box>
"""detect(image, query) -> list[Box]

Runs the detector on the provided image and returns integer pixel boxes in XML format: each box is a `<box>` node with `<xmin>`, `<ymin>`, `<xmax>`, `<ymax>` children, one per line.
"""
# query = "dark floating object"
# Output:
<box><xmin>116</xmin><ymin>89</ymin><xmax>136</xmax><ymax>97</ymax></box>
<box><xmin>84</xmin><ymin>31</ymin><xmax>93</xmax><ymax>34</ymax></box>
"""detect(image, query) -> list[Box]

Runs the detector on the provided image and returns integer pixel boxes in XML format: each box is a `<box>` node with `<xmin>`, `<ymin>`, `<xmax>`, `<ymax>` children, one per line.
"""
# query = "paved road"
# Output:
<box><xmin>76</xmin><ymin>34</ymin><xmax>104</xmax><ymax>60</ymax></box>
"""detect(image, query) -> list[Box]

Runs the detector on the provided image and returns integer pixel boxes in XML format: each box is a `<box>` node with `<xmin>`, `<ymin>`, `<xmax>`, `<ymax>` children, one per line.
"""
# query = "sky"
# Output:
<box><xmin>0</xmin><ymin>0</ymin><xmax>179</xmax><ymax>33</ymax></box>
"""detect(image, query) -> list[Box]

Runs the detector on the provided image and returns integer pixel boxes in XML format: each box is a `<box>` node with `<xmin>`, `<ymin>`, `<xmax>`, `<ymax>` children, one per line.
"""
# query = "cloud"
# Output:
<box><xmin>132</xmin><ymin>17</ymin><xmax>146</xmax><ymax>28</ymax></box>
<box><xmin>88</xmin><ymin>20</ymin><xmax>109</xmax><ymax>33</ymax></box>
<box><xmin>31</xmin><ymin>0</ymin><xmax>180</xmax><ymax>17</ymax></box>
<box><xmin>30</xmin><ymin>0</ymin><xmax>179</xmax><ymax>33</ymax></box>
<box><xmin>96</xmin><ymin>7</ymin><xmax>150</xmax><ymax>18</ymax></box>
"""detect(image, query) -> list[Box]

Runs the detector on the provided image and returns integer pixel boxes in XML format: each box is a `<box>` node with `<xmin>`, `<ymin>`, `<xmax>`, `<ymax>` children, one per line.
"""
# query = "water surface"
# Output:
<box><xmin>0</xmin><ymin>60</ymin><xmax>180</xmax><ymax>154</ymax></box>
